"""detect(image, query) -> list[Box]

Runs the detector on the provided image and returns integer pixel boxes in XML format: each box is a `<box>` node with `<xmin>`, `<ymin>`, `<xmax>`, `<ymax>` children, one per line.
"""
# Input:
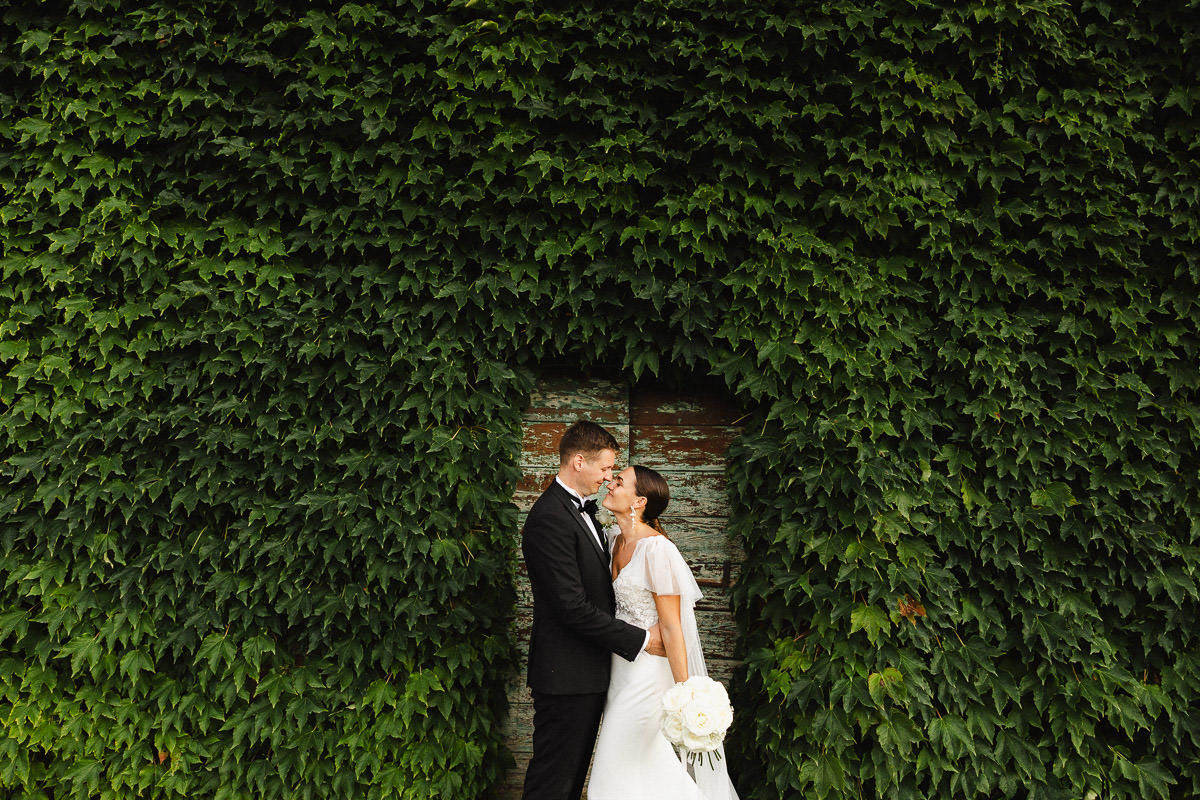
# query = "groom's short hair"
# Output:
<box><xmin>559</xmin><ymin>420</ymin><xmax>619</xmax><ymax>464</ymax></box>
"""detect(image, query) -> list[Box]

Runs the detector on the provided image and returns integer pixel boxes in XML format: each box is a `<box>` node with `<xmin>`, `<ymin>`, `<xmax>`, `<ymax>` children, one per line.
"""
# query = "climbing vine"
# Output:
<box><xmin>1</xmin><ymin>1</ymin><xmax>1196</xmax><ymax>798</ymax></box>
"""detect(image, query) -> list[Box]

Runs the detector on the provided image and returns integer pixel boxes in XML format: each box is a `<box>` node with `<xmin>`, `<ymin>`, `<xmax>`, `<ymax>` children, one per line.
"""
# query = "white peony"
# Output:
<box><xmin>682</xmin><ymin>725</ymin><xmax>716</xmax><ymax>751</ymax></box>
<box><xmin>662</xmin><ymin>682</ymin><xmax>693</xmax><ymax>713</ymax></box>
<box><xmin>683</xmin><ymin>705</ymin><xmax>718</xmax><ymax>736</ymax></box>
<box><xmin>661</xmin><ymin>712</ymin><xmax>685</xmax><ymax>743</ymax></box>
<box><xmin>709</xmin><ymin>703</ymin><xmax>734</xmax><ymax>731</ymax></box>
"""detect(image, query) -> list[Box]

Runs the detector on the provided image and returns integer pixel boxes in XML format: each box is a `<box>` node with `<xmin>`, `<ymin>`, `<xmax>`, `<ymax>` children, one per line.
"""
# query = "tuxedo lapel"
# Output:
<box><xmin>550</xmin><ymin>482</ymin><xmax>608</xmax><ymax>566</ymax></box>
<box><xmin>585</xmin><ymin>508</ymin><xmax>608</xmax><ymax>557</ymax></box>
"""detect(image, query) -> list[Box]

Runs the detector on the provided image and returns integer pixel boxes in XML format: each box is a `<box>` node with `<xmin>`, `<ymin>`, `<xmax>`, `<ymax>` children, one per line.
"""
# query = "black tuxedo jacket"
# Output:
<box><xmin>522</xmin><ymin>480</ymin><xmax>644</xmax><ymax>694</ymax></box>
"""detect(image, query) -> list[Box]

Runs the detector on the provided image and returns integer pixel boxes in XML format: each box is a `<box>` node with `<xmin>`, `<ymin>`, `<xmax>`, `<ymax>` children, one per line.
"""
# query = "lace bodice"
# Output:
<box><xmin>613</xmin><ymin>570</ymin><xmax>659</xmax><ymax>628</ymax></box>
<box><xmin>611</xmin><ymin>535</ymin><xmax>699</xmax><ymax>629</ymax></box>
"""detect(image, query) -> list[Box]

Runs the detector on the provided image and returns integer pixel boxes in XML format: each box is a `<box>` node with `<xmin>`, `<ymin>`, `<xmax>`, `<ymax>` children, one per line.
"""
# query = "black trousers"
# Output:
<box><xmin>521</xmin><ymin>691</ymin><xmax>606</xmax><ymax>800</ymax></box>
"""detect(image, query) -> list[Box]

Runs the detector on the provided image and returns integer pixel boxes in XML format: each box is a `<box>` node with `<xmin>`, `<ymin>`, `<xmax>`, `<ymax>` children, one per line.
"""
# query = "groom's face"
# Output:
<box><xmin>578</xmin><ymin>449</ymin><xmax>617</xmax><ymax>496</ymax></box>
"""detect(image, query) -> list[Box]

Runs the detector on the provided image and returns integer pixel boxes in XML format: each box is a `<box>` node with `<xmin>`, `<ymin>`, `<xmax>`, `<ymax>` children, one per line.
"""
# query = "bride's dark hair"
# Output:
<box><xmin>632</xmin><ymin>465</ymin><xmax>670</xmax><ymax>534</ymax></box>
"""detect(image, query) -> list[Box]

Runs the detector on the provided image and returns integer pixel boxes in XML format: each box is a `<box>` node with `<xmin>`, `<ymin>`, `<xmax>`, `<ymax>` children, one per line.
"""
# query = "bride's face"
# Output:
<box><xmin>602</xmin><ymin>467</ymin><xmax>643</xmax><ymax>516</ymax></box>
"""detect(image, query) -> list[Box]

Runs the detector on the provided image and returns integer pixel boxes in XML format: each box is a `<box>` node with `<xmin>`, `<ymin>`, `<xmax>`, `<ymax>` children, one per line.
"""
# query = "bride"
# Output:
<box><xmin>587</xmin><ymin>465</ymin><xmax>739</xmax><ymax>800</ymax></box>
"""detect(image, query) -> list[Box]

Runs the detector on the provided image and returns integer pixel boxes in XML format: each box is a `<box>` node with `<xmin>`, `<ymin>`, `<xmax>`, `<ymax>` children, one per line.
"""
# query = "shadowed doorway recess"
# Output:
<box><xmin>500</xmin><ymin>374</ymin><xmax>744</xmax><ymax>798</ymax></box>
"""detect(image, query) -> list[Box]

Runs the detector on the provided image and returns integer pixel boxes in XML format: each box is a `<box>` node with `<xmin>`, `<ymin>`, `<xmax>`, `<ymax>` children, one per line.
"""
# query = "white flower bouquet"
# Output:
<box><xmin>660</xmin><ymin>675</ymin><xmax>734</xmax><ymax>767</ymax></box>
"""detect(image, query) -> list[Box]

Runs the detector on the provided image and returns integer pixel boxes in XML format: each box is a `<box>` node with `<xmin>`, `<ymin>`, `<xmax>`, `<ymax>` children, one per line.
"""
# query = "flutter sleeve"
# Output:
<box><xmin>626</xmin><ymin>536</ymin><xmax>703</xmax><ymax>609</ymax></box>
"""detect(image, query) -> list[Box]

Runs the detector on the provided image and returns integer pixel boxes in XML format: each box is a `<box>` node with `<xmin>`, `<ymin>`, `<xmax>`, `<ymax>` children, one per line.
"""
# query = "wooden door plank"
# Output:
<box><xmin>526</xmin><ymin>376</ymin><xmax>629</xmax><ymax>424</ymax></box>
<box><xmin>630</xmin><ymin>385</ymin><xmax>743</xmax><ymax>426</ymax></box>
<box><xmin>629</xmin><ymin>424</ymin><xmax>740</xmax><ymax>470</ymax></box>
<box><xmin>647</xmin><ymin>471</ymin><xmax>728</xmax><ymax>518</ymax></box>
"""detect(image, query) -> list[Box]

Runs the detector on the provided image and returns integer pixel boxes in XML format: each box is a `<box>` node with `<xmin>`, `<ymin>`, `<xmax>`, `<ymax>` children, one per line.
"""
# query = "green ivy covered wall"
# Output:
<box><xmin>1</xmin><ymin>1</ymin><xmax>1197</xmax><ymax>799</ymax></box>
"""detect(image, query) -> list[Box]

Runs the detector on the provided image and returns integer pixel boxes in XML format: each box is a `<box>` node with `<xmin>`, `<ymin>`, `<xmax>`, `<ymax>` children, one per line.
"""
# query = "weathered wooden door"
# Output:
<box><xmin>500</xmin><ymin>375</ymin><xmax>743</xmax><ymax>797</ymax></box>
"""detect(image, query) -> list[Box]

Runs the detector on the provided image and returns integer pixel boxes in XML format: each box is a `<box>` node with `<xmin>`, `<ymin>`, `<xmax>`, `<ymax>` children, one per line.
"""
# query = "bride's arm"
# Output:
<box><xmin>653</xmin><ymin>593</ymin><xmax>688</xmax><ymax>682</ymax></box>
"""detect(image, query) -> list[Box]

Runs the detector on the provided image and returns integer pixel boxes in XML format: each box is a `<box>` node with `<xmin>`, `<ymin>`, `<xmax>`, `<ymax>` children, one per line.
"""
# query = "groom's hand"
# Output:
<box><xmin>644</xmin><ymin>624</ymin><xmax>666</xmax><ymax>657</ymax></box>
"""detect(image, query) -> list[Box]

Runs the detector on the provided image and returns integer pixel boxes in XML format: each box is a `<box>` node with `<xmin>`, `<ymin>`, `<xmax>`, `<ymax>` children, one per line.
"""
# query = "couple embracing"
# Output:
<box><xmin>521</xmin><ymin>421</ymin><xmax>739</xmax><ymax>800</ymax></box>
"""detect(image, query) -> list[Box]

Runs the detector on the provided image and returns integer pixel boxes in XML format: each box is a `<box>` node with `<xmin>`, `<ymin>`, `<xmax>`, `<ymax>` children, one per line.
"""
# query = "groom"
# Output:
<box><xmin>521</xmin><ymin>420</ymin><xmax>663</xmax><ymax>800</ymax></box>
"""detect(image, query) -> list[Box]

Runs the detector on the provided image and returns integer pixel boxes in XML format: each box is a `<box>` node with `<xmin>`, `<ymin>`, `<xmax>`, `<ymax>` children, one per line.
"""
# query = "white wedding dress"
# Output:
<box><xmin>587</xmin><ymin>535</ymin><xmax>739</xmax><ymax>800</ymax></box>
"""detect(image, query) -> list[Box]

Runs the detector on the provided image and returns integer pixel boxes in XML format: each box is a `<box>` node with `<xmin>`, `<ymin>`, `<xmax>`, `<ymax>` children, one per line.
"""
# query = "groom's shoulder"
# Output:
<box><xmin>521</xmin><ymin>485</ymin><xmax>566</xmax><ymax>545</ymax></box>
<box><xmin>526</xmin><ymin>481</ymin><xmax>564</xmax><ymax>517</ymax></box>
<box><xmin>536</xmin><ymin>477</ymin><xmax>568</xmax><ymax>502</ymax></box>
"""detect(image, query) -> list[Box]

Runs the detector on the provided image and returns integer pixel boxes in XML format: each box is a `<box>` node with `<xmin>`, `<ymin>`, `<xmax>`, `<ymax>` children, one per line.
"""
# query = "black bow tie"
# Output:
<box><xmin>577</xmin><ymin>498</ymin><xmax>598</xmax><ymax>515</ymax></box>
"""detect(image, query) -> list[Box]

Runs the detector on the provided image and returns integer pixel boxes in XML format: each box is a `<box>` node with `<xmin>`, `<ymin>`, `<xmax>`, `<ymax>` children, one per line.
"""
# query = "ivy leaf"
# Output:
<box><xmin>18</xmin><ymin>30</ymin><xmax>53</xmax><ymax>55</ymax></box>
<box><xmin>1030</xmin><ymin>482</ymin><xmax>1079</xmax><ymax>514</ymax></box>
<box><xmin>929</xmin><ymin>714</ymin><xmax>977</xmax><ymax>759</ymax></box>
<box><xmin>197</xmin><ymin>633</ymin><xmax>236</xmax><ymax>673</ymax></box>
<box><xmin>1124</xmin><ymin>758</ymin><xmax>1175</xmax><ymax>799</ymax></box>
<box><xmin>60</xmin><ymin>633</ymin><xmax>103</xmax><ymax>677</ymax></box>
<box><xmin>118</xmin><ymin>649</ymin><xmax>153</xmax><ymax>687</ymax></box>
<box><xmin>0</xmin><ymin>608</ymin><xmax>31</xmax><ymax>641</ymax></box>
<box><xmin>867</xmin><ymin>666</ymin><xmax>907</xmax><ymax>706</ymax></box>
<box><xmin>850</xmin><ymin>604</ymin><xmax>891</xmax><ymax>645</ymax></box>
<box><xmin>799</xmin><ymin>751</ymin><xmax>846</xmax><ymax>797</ymax></box>
<box><xmin>242</xmin><ymin>635</ymin><xmax>275</xmax><ymax>676</ymax></box>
